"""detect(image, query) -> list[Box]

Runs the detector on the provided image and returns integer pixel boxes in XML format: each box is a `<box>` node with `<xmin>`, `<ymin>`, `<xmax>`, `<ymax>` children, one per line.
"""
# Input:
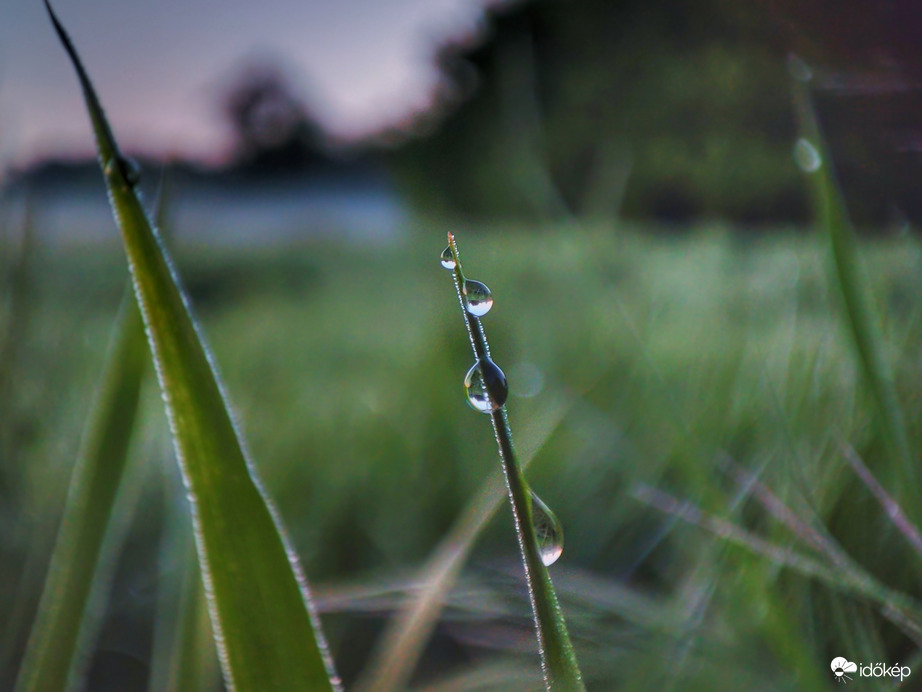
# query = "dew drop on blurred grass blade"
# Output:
<box><xmin>464</xmin><ymin>357</ymin><xmax>508</xmax><ymax>412</ymax></box>
<box><xmin>530</xmin><ymin>490</ymin><xmax>564</xmax><ymax>567</ymax></box>
<box><xmin>463</xmin><ymin>279</ymin><xmax>493</xmax><ymax>316</ymax></box>
<box><xmin>793</xmin><ymin>138</ymin><xmax>822</xmax><ymax>173</ymax></box>
<box><xmin>439</xmin><ymin>245</ymin><xmax>456</xmax><ymax>269</ymax></box>
<box><xmin>103</xmin><ymin>155</ymin><xmax>141</xmax><ymax>188</ymax></box>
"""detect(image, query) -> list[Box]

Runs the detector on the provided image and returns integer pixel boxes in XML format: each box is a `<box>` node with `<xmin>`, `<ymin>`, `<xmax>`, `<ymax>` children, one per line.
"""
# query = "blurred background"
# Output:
<box><xmin>5</xmin><ymin>0</ymin><xmax>922</xmax><ymax>689</ymax></box>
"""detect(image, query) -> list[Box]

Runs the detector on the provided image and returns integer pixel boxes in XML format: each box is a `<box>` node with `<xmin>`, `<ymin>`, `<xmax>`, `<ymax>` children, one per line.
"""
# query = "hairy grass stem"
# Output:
<box><xmin>442</xmin><ymin>232</ymin><xmax>584</xmax><ymax>690</ymax></box>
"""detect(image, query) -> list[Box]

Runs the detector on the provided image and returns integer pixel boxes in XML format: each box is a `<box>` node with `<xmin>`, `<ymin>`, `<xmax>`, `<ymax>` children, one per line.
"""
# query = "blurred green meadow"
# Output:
<box><xmin>4</xmin><ymin>216</ymin><xmax>922</xmax><ymax>689</ymax></box>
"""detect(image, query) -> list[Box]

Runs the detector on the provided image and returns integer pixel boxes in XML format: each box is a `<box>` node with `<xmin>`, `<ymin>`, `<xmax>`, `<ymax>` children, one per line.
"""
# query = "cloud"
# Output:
<box><xmin>831</xmin><ymin>657</ymin><xmax>857</xmax><ymax>673</ymax></box>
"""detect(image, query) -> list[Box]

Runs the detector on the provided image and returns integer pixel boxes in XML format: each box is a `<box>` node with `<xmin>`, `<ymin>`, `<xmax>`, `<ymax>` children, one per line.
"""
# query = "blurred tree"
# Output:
<box><xmin>221</xmin><ymin>59</ymin><xmax>329</xmax><ymax>176</ymax></box>
<box><xmin>385</xmin><ymin>0</ymin><xmax>922</xmax><ymax>227</ymax></box>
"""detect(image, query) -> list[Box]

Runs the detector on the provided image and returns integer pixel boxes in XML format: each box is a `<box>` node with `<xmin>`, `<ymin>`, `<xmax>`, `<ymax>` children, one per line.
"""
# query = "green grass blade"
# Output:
<box><xmin>358</xmin><ymin>396</ymin><xmax>571</xmax><ymax>692</ymax></box>
<box><xmin>45</xmin><ymin>5</ymin><xmax>340</xmax><ymax>690</ymax></box>
<box><xmin>790</xmin><ymin>58</ymin><xmax>916</xmax><ymax>492</ymax></box>
<box><xmin>15</xmin><ymin>293</ymin><xmax>147</xmax><ymax>692</ymax></box>
<box><xmin>150</xmin><ymin>515</ymin><xmax>219</xmax><ymax>692</ymax></box>
<box><xmin>443</xmin><ymin>234</ymin><xmax>584</xmax><ymax>691</ymax></box>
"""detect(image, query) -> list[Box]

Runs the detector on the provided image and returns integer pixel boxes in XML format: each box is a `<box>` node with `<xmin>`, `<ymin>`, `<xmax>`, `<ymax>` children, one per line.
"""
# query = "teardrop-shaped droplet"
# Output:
<box><xmin>463</xmin><ymin>279</ymin><xmax>493</xmax><ymax>317</ymax></box>
<box><xmin>530</xmin><ymin>490</ymin><xmax>564</xmax><ymax>566</ymax></box>
<box><xmin>793</xmin><ymin>138</ymin><xmax>821</xmax><ymax>173</ymax></box>
<box><xmin>440</xmin><ymin>246</ymin><xmax>456</xmax><ymax>269</ymax></box>
<box><xmin>463</xmin><ymin>357</ymin><xmax>508</xmax><ymax>412</ymax></box>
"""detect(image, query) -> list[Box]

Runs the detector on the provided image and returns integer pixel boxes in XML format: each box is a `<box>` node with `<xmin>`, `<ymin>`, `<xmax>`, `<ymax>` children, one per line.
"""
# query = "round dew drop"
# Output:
<box><xmin>530</xmin><ymin>490</ymin><xmax>564</xmax><ymax>566</ymax></box>
<box><xmin>440</xmin><ymin>246</ymin><xmax>457</xmax><ymax>269</ymax></box>
<box><xmin>464</xmin><ymin>357</ymin><xmax>508</xmax><ymax>412</ymax></box>
<box><xmin>463</xmin><ymin>279</ymin><xmax>493</xmax><ymax>317</ymax></box>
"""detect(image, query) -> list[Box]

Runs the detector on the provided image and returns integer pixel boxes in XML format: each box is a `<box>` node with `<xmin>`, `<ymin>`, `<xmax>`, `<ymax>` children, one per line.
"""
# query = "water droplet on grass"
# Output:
<box><xmin>440</xmin><ymin>246</ymin><xmax>456</xmax><ymax>269</ymax></box>
<box><xmin>794</xmin><ymin>138</ymin><xmax>821</xmax><ymax>173</ymax></box>
<box><xmin>464</xmin><ymin>357</ymin><xmax>508</xmax><ymax>412</ymax></box>
<box><xmin>530</xmin><ymin>490</ymin><xmax>564</xmax><ymax>566</ymax></box>
<box><xmin>463</xmin><ymin>279</ymin><xmax>493</xmax><ymax>316</ymax></box>
<box><xmin>104</xmin><ymin>155</ymin><xmax>141</xmax><ymax>187</ymax></box>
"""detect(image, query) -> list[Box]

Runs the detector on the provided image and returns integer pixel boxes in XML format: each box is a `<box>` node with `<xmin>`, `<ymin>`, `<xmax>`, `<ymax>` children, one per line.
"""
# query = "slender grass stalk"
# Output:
<box><xmin>14</xmin><ymin>292</ymin><xmax>147</xmax><ymax>692</ymax></box>
<box><xmin>840</xmin><ymin>443</ymin><xmax>922</xmax><ymax>558</ymax></box>
<box><xmin>357</xmin><ymin>396</ymin><xmax>571</xmax><ymax>692</ymax></box>
<box><xmin>790</xmin><ymin>57</ymin><xmax>916</xmax><ymax>500</ymax></box>
<box><xmin>442</xmin><ymin>233</ymin><xmax>584</xmax><ymax>691</ymax></box>
<box><xmin>45</xmin><ymin>4</ymin><xmax>339</xmax><ymax>689</ymax></box>
<box><xmin>633</xmin><ymin>483</ymin><xmax>922</xmax><ymax>633</ymax></box>
<box><xmin>0</xmin><ymin>196</ymin><xmax>35</xmax><ymax>465</ymax></box>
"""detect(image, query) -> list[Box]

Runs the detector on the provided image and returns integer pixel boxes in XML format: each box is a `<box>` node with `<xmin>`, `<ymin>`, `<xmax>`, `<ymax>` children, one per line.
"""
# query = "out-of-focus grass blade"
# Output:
<box><xmin>357</xmin><ymin>396</ymin><xmax>571</xmax><ymax>692</ymax></box>
<box><xmin>45</xmin><ymin>4</ymin><xmax>339</xmax><ymax>689</ymax></box>
<box><xmin>632</xmin><ymin>484</ymin><xmax>922</xmax><ymax>627</ymax></box>
<box><xmin>790</xmin><ymin>57</ymin><xmax>916</xmax><ymax>494</ymax></box>
<box><xmin>15</xmin><ymin>293</ymin><xmax>147</xmax><ymax>692</ymax></box>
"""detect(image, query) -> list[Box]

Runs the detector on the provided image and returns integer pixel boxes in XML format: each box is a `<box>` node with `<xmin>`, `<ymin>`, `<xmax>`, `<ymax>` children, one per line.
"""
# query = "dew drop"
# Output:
<box><xmin>463</xmin><ymin>279</ymin><xmax>493</xmax><ymax>316</ymax></box>
<box><xmin>793</xmin><ymin>138</ymin><xmax>822</xmax><ymax>173</ymax></box>
<box><xmin>530</xmin><ymin>490</ymin><xmax>564</xmax><ymax>566</ymax></box>
<box><xmin>440</xmin><ymin>245</ymin><xmax>456</xmax><ymax>269</ymax></box>
<box><xmin>104</xmin><ymin>155</ymin><xmax>141</xmax><ymax>187</ymax></box>
<box><xmin>463</xmin><ymin>357</ymin><xmax>508</xmax><ymax>412</ymax></box>
<box><xmin>121</xmin><ymin>156</ymin><xmax>142</xmax><ymax>186</ymax></box>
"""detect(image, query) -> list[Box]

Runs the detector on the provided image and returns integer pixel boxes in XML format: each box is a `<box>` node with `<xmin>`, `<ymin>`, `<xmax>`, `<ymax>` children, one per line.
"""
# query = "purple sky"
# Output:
<box><xmin>0</xmin><ymin>0</ymin><xmax>490</xmax><ymax>169</ymax></box>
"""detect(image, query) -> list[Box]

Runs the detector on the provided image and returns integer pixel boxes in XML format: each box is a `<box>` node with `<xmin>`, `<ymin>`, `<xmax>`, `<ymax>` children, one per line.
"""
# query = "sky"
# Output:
<box><xmin>0</xmin><ymin>0</ymin><xmax>491</xmax><ymax>169</ymax></box>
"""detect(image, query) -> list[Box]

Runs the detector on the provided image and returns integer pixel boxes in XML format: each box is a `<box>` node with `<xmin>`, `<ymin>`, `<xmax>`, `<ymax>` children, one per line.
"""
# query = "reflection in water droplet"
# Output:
<box><xmin>440</xmin><ymin>246</ymin><xmax>456</xmax><ymax>269</ymax></box>
<box><xmin>464</xmin><ymin>357</ymin><xmax>508</xmax><ymax>412</ymax></box>
<box><xmin>530</xmin><ymin>490</ymin><xmax>564</xmax><ymax>566</ymax></box>
<box><xmin>463</xmin><ymin>279</ymin><xmax>493</xmax><ymax>316</ymax></box>
<box><xmin>794</xmin><ymin>138</ymin><xmax>822</xmax><ymax>173</ymax></box>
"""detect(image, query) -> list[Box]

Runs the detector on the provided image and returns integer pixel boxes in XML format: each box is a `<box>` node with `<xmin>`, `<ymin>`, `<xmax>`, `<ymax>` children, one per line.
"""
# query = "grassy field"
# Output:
<box><xmin>3</xmin><ymin>221</ymin><xmax>922</xmax><ymax>690</ymax></box>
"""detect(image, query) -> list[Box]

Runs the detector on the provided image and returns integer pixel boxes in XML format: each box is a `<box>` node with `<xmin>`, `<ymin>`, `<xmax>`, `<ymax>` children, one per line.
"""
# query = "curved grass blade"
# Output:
<box><xmin>357</xmin><ymin>396</ymin><xmax>571</xmax><ymax>692</ymax></box>
<box><xmin>45</xmin><ymin>5</ymin><xmax>340</xmax><ymax>689</ymax></box>
<box><xmin>15</xmin><ymin>292</ymin><xmax>147</xmax><ymax>692</ymax></box>
<box><xmin>790</xmin><ymin>57</ymin><xmax>916</xmax><ymax>497</ymax></box>
<box><xmin>442</xmin><ymin>234</ymin><xmax>584</xmax><ymax>691</ymax></box>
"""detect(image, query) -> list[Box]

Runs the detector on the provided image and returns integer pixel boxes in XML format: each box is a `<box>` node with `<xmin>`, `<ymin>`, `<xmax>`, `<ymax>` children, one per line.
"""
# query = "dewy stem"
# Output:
<box><xmin>445</xmin><ymin>232</ymin><xmax>584</xmax><ymax>691</ymax></box>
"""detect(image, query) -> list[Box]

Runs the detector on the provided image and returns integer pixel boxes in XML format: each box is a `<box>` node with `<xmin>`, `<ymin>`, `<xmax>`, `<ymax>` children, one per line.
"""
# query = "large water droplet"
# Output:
<box><xmin>530</xmin><ymin>490</ymin><xmax>564</xmax><ymax>566</ymax></box>
<box><xmin>463</xmin><ymin>279</ymin><xmax>493</xmax><ymax>317</ymax></box>
<box><xmin>794</xmin><ymin>138</ymin><xmax>822</xmax><ymax>173</ymax></box>
<box><xmin>440</xmin><ymin>246</ymin><xmax>456</xmax><ymax>269</ymax></box>
<box><xmin>463</xmin><ymin>357</ymin><xmax>508</xmax><ymax>412</ymax></box>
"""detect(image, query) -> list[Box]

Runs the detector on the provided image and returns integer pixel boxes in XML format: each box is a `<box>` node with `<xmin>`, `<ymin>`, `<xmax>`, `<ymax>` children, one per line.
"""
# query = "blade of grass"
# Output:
<box><xmin>14</xmin><ymin>292</ymin><xmax>147</xmax><ymax>692</ymax></box>
<box><xmin>149</xmin><ymin>465</ymin><xmax>219</xmax><ymax>692</ymax></box>
<box><xmin>357</xmin><ymin>395</ymin><xmax>571</xmax><ymax>692</ymax></box>
<box><xmin>840</xmin><ymin>443</ymin><xmax>922</xmax><ymax>558</ymax></box>
<box><xmin>45</xmin><ymin>5</ymin><xmax>340</xmax><ymax>689</ymax></box>
<box><xmin>790</xmin><ymin>57</ymin><xmax>916</xmax><ymax>499</ymax></box>
<box><xmin>442</xmin><ymin>234</ymin><xmax>584</xmax><ymax>691</ymax></box>
<box><xmin>632</xmin><ymin>483</ymin><xmax>922</xmax><ymax>629</ymax></box>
